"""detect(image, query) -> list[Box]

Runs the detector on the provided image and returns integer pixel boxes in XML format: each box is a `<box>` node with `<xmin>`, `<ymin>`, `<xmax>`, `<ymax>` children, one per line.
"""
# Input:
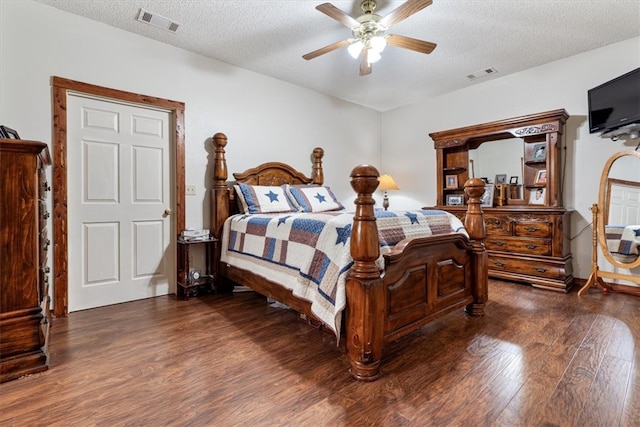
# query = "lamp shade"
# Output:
<box><xmin>378</xmin><ymin>174</ymin><xmax>399</xmax><ymax>191</ymax></box>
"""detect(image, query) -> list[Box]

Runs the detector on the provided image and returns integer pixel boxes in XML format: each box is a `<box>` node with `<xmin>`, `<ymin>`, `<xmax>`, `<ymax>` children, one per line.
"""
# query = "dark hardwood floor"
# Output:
<box><xmin>1</xmin><ymin>279</ymin><xmax>639</xmax><ymax>426</ymax></box>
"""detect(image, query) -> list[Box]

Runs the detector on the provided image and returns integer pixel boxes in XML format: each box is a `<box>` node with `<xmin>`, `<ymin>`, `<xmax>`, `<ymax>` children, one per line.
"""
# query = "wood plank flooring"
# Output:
<box><xmin>1</xmin><ymin>280</ymin><xmax>640</xmax><ymax>426</ymax></box>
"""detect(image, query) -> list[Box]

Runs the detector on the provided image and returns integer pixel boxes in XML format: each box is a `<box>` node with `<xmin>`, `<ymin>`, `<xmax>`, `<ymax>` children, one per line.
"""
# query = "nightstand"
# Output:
<box><xmin>177</xmin><ymin>236</ymin><xmax>217</xmax><ymax>300</ymax></box>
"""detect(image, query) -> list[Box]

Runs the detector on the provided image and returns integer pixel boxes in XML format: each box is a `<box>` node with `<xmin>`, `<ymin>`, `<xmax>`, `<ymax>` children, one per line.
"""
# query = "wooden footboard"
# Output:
<box><xmin>210</xmin><ymin>133</ymin><xmax>487</xmax><ymax>381</ymax></box>
<box><xmin>346</xmin><ymin>166</ymin><xmax>486</xmax><ymax>380</ymax></box>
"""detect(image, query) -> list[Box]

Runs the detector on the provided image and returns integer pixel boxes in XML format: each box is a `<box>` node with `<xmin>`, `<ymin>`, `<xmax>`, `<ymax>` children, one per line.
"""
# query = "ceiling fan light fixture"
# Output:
<box><xmin>367</xmin><ymin>49</ymin><xmax>382</xmax><ymax>63</ymax></box>
<box><xmin>303</xmin><ymin>0</ymin><xmax>436</xmax><ymax>75</ymax></box>
<box><xmin>370</xmin><ymin>35</ymin><xmax>387</xmax><ymax>53</ymax></box>
<box><xmin>348</xmin><ymin>40</ymin><xmax>364</xmax><ymax>59</ymax></box>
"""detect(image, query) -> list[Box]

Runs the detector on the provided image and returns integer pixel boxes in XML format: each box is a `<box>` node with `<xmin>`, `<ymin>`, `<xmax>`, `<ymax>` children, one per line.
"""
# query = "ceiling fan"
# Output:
<box><xmin>302</xmin><ymin>0</ymin><xmax>437</xmax><ymax>76</ymax></box>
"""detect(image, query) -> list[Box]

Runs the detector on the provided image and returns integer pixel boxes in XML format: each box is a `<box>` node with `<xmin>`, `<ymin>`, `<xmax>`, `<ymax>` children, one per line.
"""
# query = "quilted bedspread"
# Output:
<box><xmin>221</xmin><ymin>209</ymin><xmax>466</xmax><ymax>337</ymax></box>
<box><xmin>606</xmin><ymin>224</ymin><xmax>640</xmax><ymax>258</ymax></box>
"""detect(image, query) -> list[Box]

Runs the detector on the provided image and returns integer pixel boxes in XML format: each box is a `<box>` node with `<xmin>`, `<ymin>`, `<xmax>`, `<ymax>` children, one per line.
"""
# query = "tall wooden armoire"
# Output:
<box><xmin>1</xmin><ymin>138</ymin><xmax>52</xmax><ymax>382</ymax></box>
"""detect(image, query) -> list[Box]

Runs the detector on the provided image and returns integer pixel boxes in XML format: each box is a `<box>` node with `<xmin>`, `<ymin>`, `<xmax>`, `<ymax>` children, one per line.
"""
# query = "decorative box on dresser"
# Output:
<box><xmin>1</xmin><ymin>138</ymin><xmax>52</xmax><ymax>382</ymax></box>
<box><xmin>429</xmin><ymin>109</ymin><xmax>574</xmax><ymax>292</ymax></box>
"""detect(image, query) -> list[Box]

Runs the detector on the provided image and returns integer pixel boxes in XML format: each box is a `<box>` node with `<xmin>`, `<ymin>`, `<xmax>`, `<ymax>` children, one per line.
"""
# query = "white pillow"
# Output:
<box><xmin>286</xmin><ymin>185</ymin><xmax>344</xmax><ymax>213</ymax></box>
<box><xmin>235</xmin><ymin>183</ymin><xmax>296</xmax><ymax>214</ymax></box>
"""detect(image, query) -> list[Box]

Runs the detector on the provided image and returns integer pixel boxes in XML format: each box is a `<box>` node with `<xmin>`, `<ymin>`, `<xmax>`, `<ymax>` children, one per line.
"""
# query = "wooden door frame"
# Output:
<box><xmin>52</xmin><ymin>76</ymin><xmax>185</xmax><ymax>316</ymax></box>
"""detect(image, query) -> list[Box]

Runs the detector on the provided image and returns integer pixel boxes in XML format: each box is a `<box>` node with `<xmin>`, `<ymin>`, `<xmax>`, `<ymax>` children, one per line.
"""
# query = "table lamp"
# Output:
<box><xmin>378</xmin><ymin>174</ymin><xmax>399</xmax><ymax>210</ymax></box>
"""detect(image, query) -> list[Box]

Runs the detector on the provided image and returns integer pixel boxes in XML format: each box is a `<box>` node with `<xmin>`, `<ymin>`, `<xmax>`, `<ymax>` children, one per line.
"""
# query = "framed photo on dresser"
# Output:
<box><xmin>480</xmin><ymin>184</ymin><xmax>494</xmax><ymax>207</ymax></box>
<box><xmin>532</xmin><ymin>143</ymin><xmax>546</xmax><ymax>161</ymax></box>
<box><xmin>529</xmin><ymin>188</ymin><xmax>546</xmax><ymax>205</ymax></box>
<box><xmin>445</xmin><ymin>175</ymin><xmax>458</xmax><ymax>189</ymax></box>
<box><xmin>535</xmin><ymin>169</ymin><xmax>547</xmax><ymax>184</ymax></box>
<box><xmin>446</xmin><ymin>194</ymin><xmax>464</xmax><ymax>206</ymax></box>
<box><xmin>0</xmin><ymin>126</ymin><xmax>20</xmax><ymax>139</ymax></box>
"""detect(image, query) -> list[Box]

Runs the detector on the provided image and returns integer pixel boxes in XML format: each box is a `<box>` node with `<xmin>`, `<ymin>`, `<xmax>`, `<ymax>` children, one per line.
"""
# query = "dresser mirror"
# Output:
<box><xmin>468</xmin><ymin>137</ymin><xmax>523</xmax><ymax>185</ymax></box>
<box><xmin>598</xmin><ymin>150</ymin><xmax>640</xmax><ymax>269</ymax></box>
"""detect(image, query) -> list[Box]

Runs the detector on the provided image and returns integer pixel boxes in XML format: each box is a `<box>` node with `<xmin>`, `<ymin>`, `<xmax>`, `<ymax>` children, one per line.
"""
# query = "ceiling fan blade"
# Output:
<box><xmin>316</xmin><ymin>3</ymin><xmax>360</xmax><ymax>28</ymax></box>
<box><xmin>359</xmin><ymin>49</ymin><xmax>372</xmax><ymax>76</ymax></box>
<box><xmin>379</xmin><ymin>0</ymin><xmax>433</xmax><ymax>28</ymax></box>
<box><xmin>386</xmin><ymin>34</ymin><xmax>436</xmax><ymax>54</ymax></box>
<box><xmin>302</xmin><ymin>39</ymin><xmax>351</xmax><ymax>60</ymax></box>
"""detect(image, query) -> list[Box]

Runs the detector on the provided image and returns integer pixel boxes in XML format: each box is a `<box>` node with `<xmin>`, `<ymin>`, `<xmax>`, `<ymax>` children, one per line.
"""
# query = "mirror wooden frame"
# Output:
<box><xmin>578</xmin><ymin>150</ymin><xmax>640</xmax><ymax>296</ymax></box>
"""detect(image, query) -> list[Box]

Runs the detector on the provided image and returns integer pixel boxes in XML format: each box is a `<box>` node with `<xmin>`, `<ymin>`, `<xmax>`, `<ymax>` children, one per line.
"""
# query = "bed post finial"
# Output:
<box><xmin>212</xmin><ymin>133</ymin><xmax>228</xmax><ymax>184</ymax></box>
<box><xmin>312</xmin><ymin>147</ymin><xmax>324</xmax><ymax>185</ymax></box>
<box><xmin>463</xmin><ymin>178</ymin><xmax>485</xmax><ymax>241</ymax></box>
<box><xmin>464</xmin><ymin>177</ymin><xmax>488</xmax><ymax>316</ymax></box>
<box><xmin>346</xmin><ymin>164</ymin><xmax>384</xmax><ymax>381</ymax></box>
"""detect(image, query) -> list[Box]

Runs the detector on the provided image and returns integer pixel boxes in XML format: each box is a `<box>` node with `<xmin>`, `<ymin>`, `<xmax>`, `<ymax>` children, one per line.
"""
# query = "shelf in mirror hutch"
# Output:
<box><xmin>429</xmin><ymin>109</ymin><xmax>574</xmax><ymax>292</ymax></box>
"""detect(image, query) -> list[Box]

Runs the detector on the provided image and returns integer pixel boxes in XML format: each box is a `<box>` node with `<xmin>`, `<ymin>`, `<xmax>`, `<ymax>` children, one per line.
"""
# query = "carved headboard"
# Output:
<box><xmin>210</xmin><ymin>132</ymin><xmax>324</xmax><ymax>238</ymax></box>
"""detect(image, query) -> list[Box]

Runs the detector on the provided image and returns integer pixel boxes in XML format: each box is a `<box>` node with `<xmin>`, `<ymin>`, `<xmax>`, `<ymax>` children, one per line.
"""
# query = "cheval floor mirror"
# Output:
<box><xmin>578</xmin><ymin>150</ymin><xmax>640</xmax><ymax>296</ymax></box>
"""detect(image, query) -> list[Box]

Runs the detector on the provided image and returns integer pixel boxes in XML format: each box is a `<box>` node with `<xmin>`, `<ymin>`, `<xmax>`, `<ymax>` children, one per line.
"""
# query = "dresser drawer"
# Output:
<box><xmin>484</xmin><ymin>215</ymin><xmax>512</xmax><ymax>236</ymax></box>
<box><xmin>514</xmin><ymin>222</ymin><xmax>552</xmax><ymax>238</ymax></box>
<box><xmin>486</xmin><ymin>237</ymin><xmax>551</xmax><ymax>256</ymax></box>
<box><xmin>489</xmin><ymin>255</ymin><xmax>565</xmax><ymax>280</ymax></box>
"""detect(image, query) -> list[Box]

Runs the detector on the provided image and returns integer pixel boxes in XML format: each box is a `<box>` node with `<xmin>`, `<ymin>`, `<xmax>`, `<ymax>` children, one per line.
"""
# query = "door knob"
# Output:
<box><xmin>164</xmin><ymin>208</ymin><xmax>172</xmax><ymax>216</ymax></box>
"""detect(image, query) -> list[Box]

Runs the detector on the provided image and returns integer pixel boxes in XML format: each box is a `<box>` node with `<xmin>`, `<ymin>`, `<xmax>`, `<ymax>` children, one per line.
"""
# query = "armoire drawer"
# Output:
<box><xmin>489</xmin><ymin>255</ymin><xmax>565</xmax><ymax>280</ymax></box>
<box><xmin>486</xmin><ymin>237</ymin><xmax>551</xmax><ymax>256</ymax></box>
<box><xmin>514</xmin><ymin>222</ymin><xmax>552</xmax><ymax>238</ymax></box>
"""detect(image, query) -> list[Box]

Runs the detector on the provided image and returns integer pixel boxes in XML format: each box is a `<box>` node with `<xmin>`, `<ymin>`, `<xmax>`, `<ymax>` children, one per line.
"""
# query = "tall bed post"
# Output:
<box><xmin>463</xmin><ymin>177</ymin><xmax>488</xmax><ymax>315</ymax></box>
<box><xmin>211</xmin><ymin>132</ymin><xmax>229</xmax><ymax>240</ymax></box>
<box><xmin>211</xmin><ymin>133</ymin><xmax>230</xmax><ymax>288</ymax></box>
<box><xmin>346</xmin><ymin>165</ymin><xmax>384</xmax><ymax>381</ymax></box>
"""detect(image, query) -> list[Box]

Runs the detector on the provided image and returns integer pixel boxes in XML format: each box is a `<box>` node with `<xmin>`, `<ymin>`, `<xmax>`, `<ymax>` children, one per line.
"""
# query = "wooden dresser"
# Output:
<box><xmin>445</xmin><ymin>206</ymin><xmax>573</xmax><ymax>292</ymax></box>
<box><xmin>429</xmin><ymin>109</ymin><xmax>574</xmax><ymax>293</ymax></box>
<box><xmin>1</xmin><ymin>138</ymin><xmax>52</xmax><ymax>382</ymax></box>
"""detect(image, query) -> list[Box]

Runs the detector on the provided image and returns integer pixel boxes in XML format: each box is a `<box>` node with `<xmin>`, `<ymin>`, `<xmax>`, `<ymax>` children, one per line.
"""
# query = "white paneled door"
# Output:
<box><xmin>67</xmin><ymin>94</ymin><xmax>174</xmax><ymax>311</ymax></box>
<box><xmin>609</xmin><ymin>181</ymin><xmax>640</xmax><ymax>225</ymax></box>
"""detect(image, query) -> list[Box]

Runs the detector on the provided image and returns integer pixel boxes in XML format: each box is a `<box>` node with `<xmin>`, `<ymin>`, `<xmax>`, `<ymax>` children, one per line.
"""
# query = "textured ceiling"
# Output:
<box><xmin>34</xmin><ymin>0</ymin><xmax>640</xmax><ymax>111</ymax></box>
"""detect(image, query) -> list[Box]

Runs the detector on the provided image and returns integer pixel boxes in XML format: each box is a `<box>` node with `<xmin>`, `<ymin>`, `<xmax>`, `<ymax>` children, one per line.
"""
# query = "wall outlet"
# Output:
<box><xmin>186</xmin><ymin>185</ymin><xmax>196</xmax><ymax>195</ymax></box>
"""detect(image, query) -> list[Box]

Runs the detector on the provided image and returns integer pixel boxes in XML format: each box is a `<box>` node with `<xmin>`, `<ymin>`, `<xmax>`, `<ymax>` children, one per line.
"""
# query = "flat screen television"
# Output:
<box><xmin>588</xmin><ymin>67</ymin><xmax>640</xmax><ymax>134</ymax></box>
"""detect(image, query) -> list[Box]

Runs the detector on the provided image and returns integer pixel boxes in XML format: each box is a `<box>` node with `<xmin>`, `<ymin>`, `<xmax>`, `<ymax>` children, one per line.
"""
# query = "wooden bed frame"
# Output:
<box><xmin>210</xmin><ymin>133</ymin><xmax>488</xmax><ymax>381</ymax></box>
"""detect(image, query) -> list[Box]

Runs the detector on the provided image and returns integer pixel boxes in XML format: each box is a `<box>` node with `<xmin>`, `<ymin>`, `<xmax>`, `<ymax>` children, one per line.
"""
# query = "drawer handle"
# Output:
<box><xmin>525</xmin><ymin>244</ymin><xmax>537</xmax><ymax>249</ymax></box>
<box><xmin>493</xmin><ymin>241</ymin><xmax>505</xmax><ymax>247</ymax></box>
<box><xmin>493</xmin><ymin>261</ymin><xmax>506</xmax><ymax>267</ymax></box>
<box><xmin>525</xmin><ymin>227</ymin><xmax>539</xmax><ymax>232</ymax></box>
<box><xmin>43</xmin><ymin>182</ymin><xmax>51</xmax><ymax>192</ymax></box>
<box><xmin>43</xmin><ymin>211</ymin><xmax>50</xmax><ymax>219</ymax></box>
<box><xmin>534</xmin><ymin>267</ymin><xmax>547</xmax><ymax>273</ymax></box>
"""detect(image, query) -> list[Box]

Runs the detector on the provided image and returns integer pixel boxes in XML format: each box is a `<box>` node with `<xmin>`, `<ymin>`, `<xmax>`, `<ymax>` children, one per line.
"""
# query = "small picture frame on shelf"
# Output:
<box><xmin>532</xmin><ymin>143</ymin><xmax>546</xmax><ymax>161</ymax></box>
<box><xmin>480</xmin><ymin>184</ymin><xmax>494</xmax><ymax>207</ymax></box>
<box><xmin>445</xmin><ymin>174</ymin><xmax>458</xmax><ymax>189</ymax></box>
<box><xmin>446</xmin><ymin>194</ymin><xmax>464</xmax><ymax>206</ymax></box>
<box><xmin>509</xmin><ymin>176</ymin><xmax>518</xmax><ymax>184</ymax></box>
<box><xmin>495</xmin><ymin>174</ymin><xmax>507</xmax><ymax>184</ymax></box>
<box><xmin>0</xmin><ymin>125</ymin><xmax>20</xmax><ymax>139</ymax></box>
<box><xmin>535</xmin><ymin>169</ymin><xmax>547</xmax><ymax>184</ymax></box>
<box><xmin>529</xmin><ymin>188</ymin><xmax>546</xmax><ymax>205</ymax></box>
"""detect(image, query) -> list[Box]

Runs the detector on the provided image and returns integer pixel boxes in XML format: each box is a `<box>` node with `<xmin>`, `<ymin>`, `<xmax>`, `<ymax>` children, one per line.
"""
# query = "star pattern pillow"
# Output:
<box><xmin>235</xmin><ymin>184</ymin><xmax>296</xmax><ymax>214</ymax></box>
<box><xmin>286</xmin><ymin>185</ymin><xmax>344</xmax><ymax>213</ymax></box>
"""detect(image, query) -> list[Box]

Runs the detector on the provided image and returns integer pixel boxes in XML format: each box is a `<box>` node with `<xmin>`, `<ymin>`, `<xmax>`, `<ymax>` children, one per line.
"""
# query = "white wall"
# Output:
<box><xmin>0</xmin><ymin>1</ymin><xmax>382</xmax><ymax>231</ymax></box>
<box><xmin>3</xmin><ymin>1</ymin><xmax>639</xmax><ymax>284</ymax></box>
<box><xmin>382</xmin><ymin>36</ymin><xmax>640</xmax><ymax>281</ymax></box>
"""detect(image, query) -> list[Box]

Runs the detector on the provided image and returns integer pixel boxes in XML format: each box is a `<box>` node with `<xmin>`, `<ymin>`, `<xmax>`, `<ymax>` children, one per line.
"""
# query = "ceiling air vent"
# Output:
<box><xmin>467</xmin><ymin>67</ymin><xmax>497</xmax><ymax>81</ymax></box>
<box><xmin>136</xmin><ymin>8</ymin><xmax>180</xmax><ymax>33</ymax></box>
